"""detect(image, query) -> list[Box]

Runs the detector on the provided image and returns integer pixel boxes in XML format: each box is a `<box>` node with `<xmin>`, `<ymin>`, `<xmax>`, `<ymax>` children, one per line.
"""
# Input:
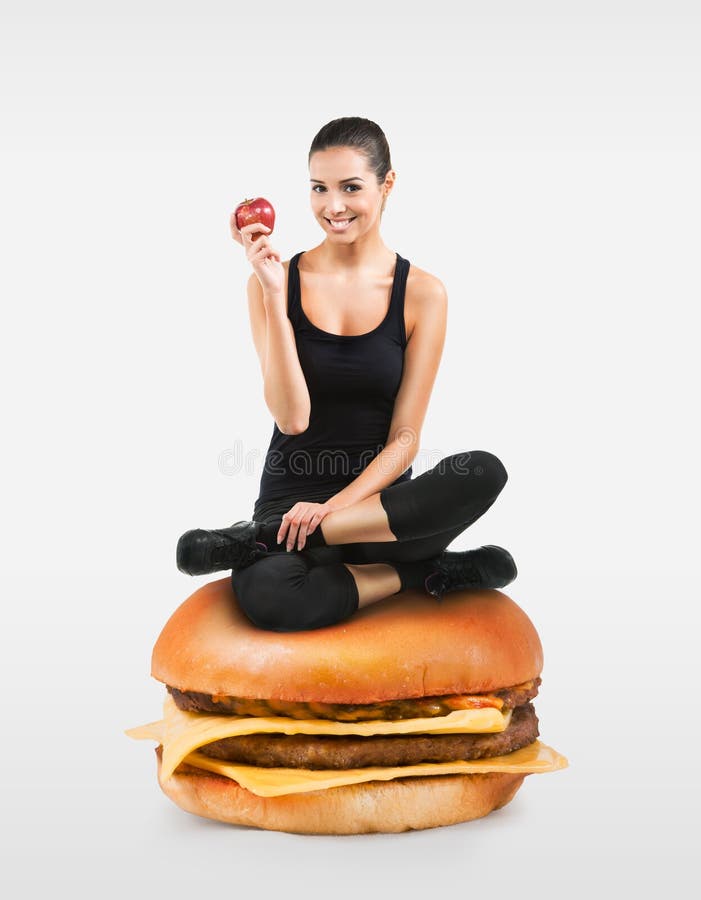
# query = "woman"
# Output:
<box><xmin>177</xmin><ymin>117</ymin><xmax>517</xmax><ymax>632</ymax></box>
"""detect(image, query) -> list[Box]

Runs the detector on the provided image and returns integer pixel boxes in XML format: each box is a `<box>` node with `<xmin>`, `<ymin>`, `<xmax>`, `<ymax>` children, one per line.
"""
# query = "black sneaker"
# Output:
<box><xmin>424</xmin><ymin>545</ymin><xmax>517</xmax><ymax>600</ymax></box>
<box><xmin>176</xmin><ymin>521</ymin><xmax>268</xmax><ymax>575</ymax></box>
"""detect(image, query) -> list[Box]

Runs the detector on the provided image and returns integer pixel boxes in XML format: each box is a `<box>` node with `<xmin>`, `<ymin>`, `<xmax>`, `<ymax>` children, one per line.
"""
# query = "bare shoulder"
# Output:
<box><xmin>404</xmin><ymin>263</ymin><xmax>448</xmax><ymax>340</ymax></box>
<box><xmin>406</xmin><ymin>263</ymin><xmax>447</xmax><ymax>298</ymax></box>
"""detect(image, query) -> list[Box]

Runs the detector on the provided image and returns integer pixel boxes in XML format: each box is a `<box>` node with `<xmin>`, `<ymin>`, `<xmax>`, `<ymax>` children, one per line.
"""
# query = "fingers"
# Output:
<box><xmin>242</xmin><ymin>223</ymin><xmax>272</xmax><ymax>245</ymax></box>
<box><xmin>230</xmin><ymin>217</ymin><xmax>272</xmax><ymax>248</ymax></box>
<box><xmin>307</xmin><ymin>514</ymin><xmax>319</xmax><ymax>536</ymax></box>
<box><xmin>277</xmin><ymin>507</ymin><xmax>315</xmax><ymax>551</ymax></box>
<box><xmin>277</xmin><ymin>511</ymin><xmax>293</xmax><ymax>548</ymax></box>
<box><xmin>229</xmin><ymin>213</ymin><xmax>243</xmax><ymax>243</ymax></box>
<box><xmin>295</xmin><ymin>520</ymin><xmax>309</xmax><ymax>552</ymax></box>
<box><xmin>284</xmin><ymin>514</ymin><xmax>301</xmax><ymax>552</ymax></box>
<box><xmin>289</xmin><ymin>513</ymin><xmax>312</xmax><ymax>551</ymax></box>
<box><xmin>293</xmin><ymin>511</ymin><xmax>324</xmax><ymax>551</ymax></box>
<box><xmin>251</xmin><ymin>245</ymin><xmax>281</xmax><ymax>264</ymax></box>
<box><xmin>243</xmin><ymin>226</ymin><xmax>279</xmax><ymax>268</ymax></box>
<box><xmin>285</xmin><ymin>517</ymin><xmax>299</xmax><ymax>552</ymax></box>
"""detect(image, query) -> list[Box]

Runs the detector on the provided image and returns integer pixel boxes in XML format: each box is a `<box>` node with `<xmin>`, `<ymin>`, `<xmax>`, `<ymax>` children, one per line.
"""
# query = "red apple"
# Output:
<box><xmin>234</xmin><ymin>196</ymin><xmax>275</xmax><ymax>235</ymax></box>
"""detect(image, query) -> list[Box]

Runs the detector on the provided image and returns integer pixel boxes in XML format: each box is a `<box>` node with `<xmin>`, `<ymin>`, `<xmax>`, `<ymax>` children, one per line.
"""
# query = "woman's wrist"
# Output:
<box><xmin>323</xmin><ymin>496</ymin><xmax>349</xmax><ymax>514</ymax></box>
<box><xmin>262</xmin><ymin>289</ymin><xmax>285</xmax><ymax>307</ymax></box>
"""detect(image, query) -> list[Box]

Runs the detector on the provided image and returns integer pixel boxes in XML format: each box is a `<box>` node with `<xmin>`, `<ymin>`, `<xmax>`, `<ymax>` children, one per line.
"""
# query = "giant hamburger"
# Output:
<box><xmin>126</xmin><ymin>577</ymin><xmax>567</xmax><ymax>834</ymax></box>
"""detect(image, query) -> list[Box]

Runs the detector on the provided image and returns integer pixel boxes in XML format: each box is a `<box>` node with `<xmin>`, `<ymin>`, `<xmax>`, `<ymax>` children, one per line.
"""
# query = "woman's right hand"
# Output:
<box><xmin>229</xmin><ymin>214</ymin><xmax>284</xmax><ymax>296</ymax></box>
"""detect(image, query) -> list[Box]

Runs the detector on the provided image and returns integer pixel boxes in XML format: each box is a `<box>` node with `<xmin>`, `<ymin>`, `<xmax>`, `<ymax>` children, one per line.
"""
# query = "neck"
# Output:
<box><xmin>313</xmin><ymin>229</ymin><xmax>393</xmax><ymax>274</ymax></box>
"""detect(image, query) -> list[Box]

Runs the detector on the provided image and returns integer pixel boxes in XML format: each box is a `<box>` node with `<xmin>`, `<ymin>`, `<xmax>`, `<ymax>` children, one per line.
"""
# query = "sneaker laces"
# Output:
<box><xmin>209</xmin><ymin>534</ymin><xmax>239</xmax><ymax>568</ymax></box>
<box><xmin>209</xmin><ymin>527</ymin><xmax>262</xmax><ymax>569</ymax></box>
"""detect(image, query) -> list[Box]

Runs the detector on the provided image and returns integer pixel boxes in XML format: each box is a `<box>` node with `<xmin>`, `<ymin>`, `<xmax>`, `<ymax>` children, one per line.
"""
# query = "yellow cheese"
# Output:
<box><xmin>127</xmin><ymin>720</ymin><xmax>164</xmax><ymax>741</ymax></box>
<box><xmin>126</xmin><ymin>694</ymin><xmax>514</xmax><ymax>781</ymax></box>
<box><xmin>126</xmin><ymin>696</ymin><xmax>568</xmax><ymax>798</ymax></box>
<box><xmin>180</xmin><ymin>740</ymin><xmax>568</xmax><ymax>797</ymax></box>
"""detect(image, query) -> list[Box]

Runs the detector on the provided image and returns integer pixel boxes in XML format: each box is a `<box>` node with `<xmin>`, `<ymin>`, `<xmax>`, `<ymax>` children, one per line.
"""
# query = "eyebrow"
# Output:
<box><xmin>309</xmin><ymin>177</ymin><xmax>365</xmax><ymax>184</ymax></box>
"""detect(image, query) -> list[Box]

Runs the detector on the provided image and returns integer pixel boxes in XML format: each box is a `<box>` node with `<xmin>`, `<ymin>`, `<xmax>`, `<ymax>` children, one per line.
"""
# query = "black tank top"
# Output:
<box><xmin>254</xmin><ymin>250</ymin><xmax>413</xmax><ymax>516</ymax></box>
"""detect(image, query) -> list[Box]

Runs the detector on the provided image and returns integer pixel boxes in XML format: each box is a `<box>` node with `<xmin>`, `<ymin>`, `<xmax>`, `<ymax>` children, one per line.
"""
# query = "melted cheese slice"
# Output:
<box><xmin>180</xmin><ymin>739</ymin><xmax>568</xmax><ymax>797</ymax></box>
<box><xmin>127</xmin><ymin>694</ymin><xmax>514</xmax><ymax>781</ymax></box>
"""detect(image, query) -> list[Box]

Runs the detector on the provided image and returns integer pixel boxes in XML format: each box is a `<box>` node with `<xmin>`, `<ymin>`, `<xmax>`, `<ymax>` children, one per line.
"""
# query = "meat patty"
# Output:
<box><xmin>168</xmin><ymin>677</ymin><xmax>541</xmax><ymax>722</ymax></box>
<box><xmin>195</xmin><ymin>701</ymin><xmax>539</xmax><ymax>770</ymax></box>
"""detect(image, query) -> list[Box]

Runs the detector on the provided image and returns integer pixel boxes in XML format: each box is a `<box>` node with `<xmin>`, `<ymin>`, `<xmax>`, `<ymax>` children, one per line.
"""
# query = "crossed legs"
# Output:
<box><xmin>233</xmin><ymin>450</ymin><xmax>508</xmax><ymax>631</ymax></box>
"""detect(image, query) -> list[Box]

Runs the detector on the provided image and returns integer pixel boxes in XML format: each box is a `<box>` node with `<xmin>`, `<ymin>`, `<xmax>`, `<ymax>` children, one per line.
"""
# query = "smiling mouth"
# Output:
<box><xmin>325</xmin><ymin>217</ymin><xmax>356</xmax><ymax>230</ymax></box>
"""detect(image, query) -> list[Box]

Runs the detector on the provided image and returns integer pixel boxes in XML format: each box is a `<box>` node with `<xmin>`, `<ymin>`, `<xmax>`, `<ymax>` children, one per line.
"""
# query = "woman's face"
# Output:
<box><xmin>309</xmin><ymin>146</ymin><xmax>389</xmax><ymax>240</ymax></box>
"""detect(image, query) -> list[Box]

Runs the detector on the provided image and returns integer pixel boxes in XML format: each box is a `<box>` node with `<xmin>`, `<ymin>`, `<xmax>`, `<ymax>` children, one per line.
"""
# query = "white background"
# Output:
<box><xmin>2</xmin><ymin>0</ymin><xmax>699</xmax><ymax>895</ymax></box>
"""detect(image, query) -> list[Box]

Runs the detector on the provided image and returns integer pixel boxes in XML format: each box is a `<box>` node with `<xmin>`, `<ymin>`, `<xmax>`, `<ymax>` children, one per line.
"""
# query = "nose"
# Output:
<box><xmin>322</xmin><ymin>193</ymin><xmax>348</xmax><ymax>215</ymax></box>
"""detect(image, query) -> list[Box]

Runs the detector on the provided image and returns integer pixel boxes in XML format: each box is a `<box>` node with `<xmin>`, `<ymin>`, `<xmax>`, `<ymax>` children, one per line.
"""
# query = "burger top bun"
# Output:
<box><xmin>152</xmin><ymin>577</ymin><xmax>543</xmax><ymax>704</ymax></box>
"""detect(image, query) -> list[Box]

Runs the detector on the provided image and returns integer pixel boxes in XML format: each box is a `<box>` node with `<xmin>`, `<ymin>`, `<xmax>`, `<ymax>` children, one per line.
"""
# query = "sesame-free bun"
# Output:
<box><xmin>155</xmin><ymin>746</ymin><xmax>526</xmax><ymax>835</ymax></box>
<box><xmin>151</xmin><ymin>577</ymin><xmax>543</xmax><ymax>703</ymax></box>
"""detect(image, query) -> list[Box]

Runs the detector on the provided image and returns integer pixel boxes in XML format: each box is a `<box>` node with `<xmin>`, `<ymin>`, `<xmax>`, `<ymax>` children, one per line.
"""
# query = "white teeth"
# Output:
<box><xmin>327</xmin><ymin>218</ymin><xmax>354</xmax><ymax>229</ymax></box>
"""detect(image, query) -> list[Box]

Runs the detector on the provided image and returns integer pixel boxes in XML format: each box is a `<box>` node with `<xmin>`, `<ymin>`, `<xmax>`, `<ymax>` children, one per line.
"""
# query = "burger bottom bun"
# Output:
<box><xmin>155</xmin><ymin>748</ymin><xmax>526</xmax><ymax>835</ymax></box>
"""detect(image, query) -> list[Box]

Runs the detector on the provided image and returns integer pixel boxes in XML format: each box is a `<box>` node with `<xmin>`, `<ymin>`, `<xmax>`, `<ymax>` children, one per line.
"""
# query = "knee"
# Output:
<box><xmin>444</xmin><ymin>450</ymin><xmax>508</xmax><ymax>499</ymax></box>
<box><xmin>472</xmin><ymin>450</ymin><xmax>508</xmax><ymax>493</ymax></box>
<box><xmin>232</xmin><ymin>554</ymin><xmax>309</xmax><ymax>632</ymax></box>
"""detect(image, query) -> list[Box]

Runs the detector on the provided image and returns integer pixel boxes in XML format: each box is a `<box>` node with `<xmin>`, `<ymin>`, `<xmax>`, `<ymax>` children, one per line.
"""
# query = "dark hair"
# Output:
<box><xmin>308</xmin><ymin>117</ymin><xmax>392</xmax><ymax>186</ymax></box>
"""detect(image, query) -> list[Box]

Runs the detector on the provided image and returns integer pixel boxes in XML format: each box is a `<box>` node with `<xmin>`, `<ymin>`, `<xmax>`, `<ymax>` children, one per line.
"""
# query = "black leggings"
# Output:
<box><xmin>232</xmin><ymin>450</ymin><xmax>508</xmax><ymax>633</ymax></box>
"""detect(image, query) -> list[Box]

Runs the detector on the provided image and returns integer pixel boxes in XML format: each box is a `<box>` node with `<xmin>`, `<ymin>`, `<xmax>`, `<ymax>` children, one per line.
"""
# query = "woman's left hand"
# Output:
<box><xmin>277</xmin><ymin>501</ymin><xmax>335</xmax><ymax>552</ymax></box>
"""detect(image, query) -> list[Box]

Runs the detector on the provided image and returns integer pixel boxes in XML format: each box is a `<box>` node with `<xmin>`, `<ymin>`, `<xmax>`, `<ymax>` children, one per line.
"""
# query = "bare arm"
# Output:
<box><xmin>247</xmin><ymin>273</ymin><xmax>311</xmax><ymax>435</ymax></box>
<box><xmin>231</xmin><ymin>217</ymin><xmax>311</xmax><ymax>434</ymax></box>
